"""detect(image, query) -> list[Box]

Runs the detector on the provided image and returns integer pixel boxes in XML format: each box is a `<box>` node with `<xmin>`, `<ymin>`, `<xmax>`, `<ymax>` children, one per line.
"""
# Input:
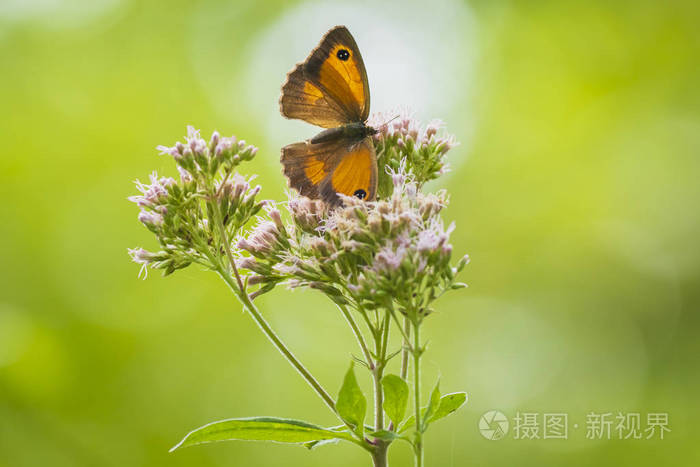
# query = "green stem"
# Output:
<box><xmin>388</xmin><ymin>317</ymin><xmax>411</xmax><ymax>433</ymax></box>
<box><xmin>359</xmin><ymin>307</ymin><xmax>377</xmax><ymax>338</ymax></box>
<box><xmin>337</xmin><ymin>304</ymin><xmax>374</xmax><ymax>369</ymax></box>
<box><xmin>208</xmin><ymin>200</ymin><xmax>369</xmax><ymax>447</ymax></box>
<box><xmin>413</xmin><ymin>321</ymin><xmax>424</xmax><ymax>467</ymax></box>
<box><xmin>386</xmin><ymin>305</ymin><xmax>410</xmax><ymax>343</ymax></box>
<box><xmin>373</xmin><ymin>369</ymin><xmax>385</xmax><ymax>431</ymax></box>
<box><xmin>216</xmin><ymin>268</ymin><xmax>337</xmax><ymax>413</ymax></box>
<box><xmin>211</xmin><ymin>206</ymin><xmax>245</xmax><ymax>293</ymax></box>
<box><xmin>372</xmin><ymin>443</ymin><xmax>389</xmax><ymax>467</ymax></box>
<box><xmin>380</xmin><ymin>314</ymin><xmax>390</xmax><ymax>363</ymax></box>
<box><xmin>401</xmin><ymin>318</ymin><xmax>411</xmax><ymax>380</ymax></box>
<box><xmin>371</xmin><ymin>313</ymin><xmax>391</xmax><ymax>467</ymax></box>
<box><xmin>373</xmin><ymin>314</ymin><xmax>390</xmax><ymax>431</ymax></box>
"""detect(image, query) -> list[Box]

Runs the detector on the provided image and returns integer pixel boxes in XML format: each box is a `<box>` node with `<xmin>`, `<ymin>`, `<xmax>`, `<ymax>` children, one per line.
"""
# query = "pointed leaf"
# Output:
<box><xmin>303</xmin><ymin>425</ymin><xmax>350</xmax><ymax>450</ymax></box>
<box><xmin>397</xmin><ymin>409</ymin><xmax>425</xmax><ymax>434</ymax></box>
<box><xmin>381</xmin><ymin>374</ymin><xmax>409</xmax><ymax>427</ymax></box>
<box><xmin>369</xmin><ymin>429</ymin><xmax>414</xmax><ymax>445</ymax></box>
<box><xmin>336</xmin><ymin>362</ymin><xmax>366</xmax><ymax>436</ymax></box>
<box><xmin>369</xmin><ymin>429</ymin><xmax>402</xmax><ymax>442</ymax></box>
<box><xmin>170</xmin><ymin>417</ymin><xmax>355</xmax><ymax>451</ymax></box>
<box><xmin>422</xmin><ymin>380</ymin><xmax>441</xmax><ymax>430</ymax></box>
<box><xmin>430</xmin><ymin>392</ymin><xmax>467</xmax><ymax>423</ymax></box>
<box><xmin>398</xmin><ymin>392</ymin><xmax>468</xmax><ymax>433</ymax></box>
<box><xmin>304</xmin><ymin>438</ymin><xmax>340</xmax><ymax>450</ymax></box>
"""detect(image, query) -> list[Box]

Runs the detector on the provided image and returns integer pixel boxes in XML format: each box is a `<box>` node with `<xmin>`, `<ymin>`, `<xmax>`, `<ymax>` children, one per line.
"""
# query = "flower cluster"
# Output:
<box><xmin>369</xmin><ymin>111</ymin><xmax>457</xmax><ymax>199</ymax></box>
<box><xmin>156</xmin><ymin>126</ymin><xmax>259</xmax><ymax>181</ymax></box>
<box><xmin>129</xmin><ymin>127</ymin><xmax>265</xmax><ymax>276</ymax></box>
<box><xmin>129</xmin><ymin>121</ymin><xmax>466</xmax><ymax>320</ymax></box>
<box><xmin>237</xmin><ymin>163</ymin><xmax>467</xmax><ymax>321</ymax></box>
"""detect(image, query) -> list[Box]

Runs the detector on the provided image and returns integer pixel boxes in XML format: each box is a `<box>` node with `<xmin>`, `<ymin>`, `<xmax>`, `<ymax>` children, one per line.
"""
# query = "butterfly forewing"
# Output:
<box><xmin>303</xmin><ymin>26</ymin><xmax>370</xmax><ymax>122</ymax></box>
<box><xmin>279</xmin><ymin>63</ymin><xmax>350</xmax><ymax>128</ymax></box>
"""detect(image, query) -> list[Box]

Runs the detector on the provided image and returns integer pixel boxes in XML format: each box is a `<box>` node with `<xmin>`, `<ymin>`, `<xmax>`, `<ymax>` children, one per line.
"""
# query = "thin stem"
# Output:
<box><xmin>337</xmin><ymin>304</ymin><xmax>374</xmax><ymax>369</ymax></box>
<box><xmin>209</xmin><ymin>195</ymin><xmax>374</xmax><ymax>454</ymax></box>
<box><xmin>214</xmin><ymin>167</ymin><xmax>233</xmax><ymax>198</ymax></box>
<box><xmin>210</xmin><ymin>197</ymin><xmax>323</xmax><ymax>400</ymax></box>
<box><xmin>211</xmin><ymin>199</ymin><xmax>245</xmax><ymax>292</ymax></box>
<box><xmin>400</xmin><ymin>317</ymin><xmax>411</xmax><ymax>380</ymax></box>
<box><xmin>373</xmin><ymin>314</ymin><xmax>391</xmax><ymax>432</ymax></box>
<box><xmin>209</xmin><ymin>197</ymin><xmax>327</xmax><ymax>402</ymax></box>
<box><xmin>380</xmin><ymin>314</ymin><xmax>390</xmax><ymax>363</ymax></box>
<box><xmin>373</xmin><ymin>366</ymin><xmax>385</xmax><ymax>431</ymax></box>
<box><xmin>216</xmin><ymin>268</ymin><xmax>337</xmax><ymax>412</ymax></box>
<box><xmin>413</xmin><ymin>321</ymin><xmax>424</xmax><ymax>467</ymax></box>
<box><xmin>359</xmin><ymin>307</ymin><xmax>377</xmax><ymax>338</ymax></box>
<box><xmin>371</xmin><ymin>313</ymin><xmax>391</xmax><ymax>467</ymax></box>
<box><xmin>208</xmin><ymin>201</ymin><xmax>367</xmax><ymax>445</ymax></box>
<box><xmin>386</xmin><ymin>306</ymin><xmax>410</xmax><ymax>343</ymax></box>
<box><xmin>388</xmin><ymin>317</ymin><xmax>411</xmax><ymax>433</ymax></box>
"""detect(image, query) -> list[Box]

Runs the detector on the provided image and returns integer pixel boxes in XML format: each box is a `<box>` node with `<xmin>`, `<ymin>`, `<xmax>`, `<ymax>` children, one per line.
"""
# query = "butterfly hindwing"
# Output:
<box><xmin>281</xmin><ymin>131</ymin><xmax>376</xmax><ymax>205</ymax></box>
<box><xmin>280</xmin><ymin>140</ymin><xmax>331</xmax><ymax>199</ymax></box>
<box><xmin>320</xmin><ymin>136</ymin><xmax>376</xmax><ymax>203</ymax></box>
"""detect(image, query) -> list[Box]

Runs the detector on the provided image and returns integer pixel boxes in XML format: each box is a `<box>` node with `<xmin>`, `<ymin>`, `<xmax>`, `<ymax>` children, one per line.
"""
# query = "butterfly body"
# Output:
<box><xmin>309</xmin><ymin>122</ymin><xmax>377</xmax><ymax>145</ymax></box>
<box><xmin>279</xmin><ymin>26</ymin><xmax>377</xmax><ymax>205</ymax></box>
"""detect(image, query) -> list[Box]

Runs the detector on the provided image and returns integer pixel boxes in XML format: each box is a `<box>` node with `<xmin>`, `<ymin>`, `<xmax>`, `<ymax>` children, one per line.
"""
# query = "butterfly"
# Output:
<box><xmin>279</xmin><ymin>26</ymin><xmax>377</xmax><ymax>206</ymax></box>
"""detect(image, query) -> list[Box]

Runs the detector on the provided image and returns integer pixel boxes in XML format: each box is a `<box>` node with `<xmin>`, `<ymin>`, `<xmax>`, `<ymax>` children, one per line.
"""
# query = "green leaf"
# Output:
<box><xmin>431</xmin><ymin>392</ymin><xmax>468</xmax><ymax>422</ymax></box>
<box><xmin>456</xmin><ymin>255</ymin><xmax>470</xmax><ymax>272</ymax></box>
<box><xmin>381</xmin><ymin>374</ymin><xmax>409</xmax><ymax>427</ymax></box>
<box><xmin>398</xmin><ymin>392</ymin><xmax>468</xmax><ymax>433</ymax></box>
<box><xmin>170</xmin><ymin>417</ymin><xmax>356</xmax><ymax>452</ymax></box>
<box><xmin>369</xmin><ymin>429</ymin><xmax>402</xmax><ymax>441</ymax></box>
<box><xmin>303</xmin><ymin>425</ymin><xmax>351</xmax><ymax>450</ymax></box>
<box><xmin>422</xmin><ymin>380</ymin><xmax>441</xmax><ymax>430</ymax></box>
<box><xmin>397</xmin><ymin>410</ymin><xmax>424</xmax><ymax>433</ymax></box>
<box><xmin>304</xmin><ymin>438</ymin><xmax>340</xmax><ymax>450</ymax></box>
<box><xmin>336</xmin><ymin>362</ymin><xmax>367</xmax><ymax>436</ymax></box>
<box><xmin>368</xmin><ymin>429</ymin><xmax>413</xmax><ymax>445</ymax></box>
<box><xmin>368</xmin><ymin>430</ymin><xmax>413</xmax><ymax>446</ymax></box>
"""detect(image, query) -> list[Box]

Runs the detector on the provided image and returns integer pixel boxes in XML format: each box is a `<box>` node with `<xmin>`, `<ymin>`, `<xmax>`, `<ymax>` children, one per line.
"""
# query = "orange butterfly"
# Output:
<box><xmin>279</xmin><ymin>26</ymin><xmax>377</xmax><ymax>205</ymax></box>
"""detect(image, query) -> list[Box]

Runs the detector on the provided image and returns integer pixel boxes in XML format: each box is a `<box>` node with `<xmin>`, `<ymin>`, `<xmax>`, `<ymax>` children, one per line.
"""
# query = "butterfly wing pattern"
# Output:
<box><xmin>279</xmin><ymin>26</ymin><xmax>377</xmax><ymax>205</ymax></box>
<box><xmin>279</xmin><ymin>63</ymin><xmax>349</xmax><ymax>129</ymax></box>
<box><xmin>281</xmin><ymin>134</ymin><xmax>377</xmax><ymax>201</ymax></box>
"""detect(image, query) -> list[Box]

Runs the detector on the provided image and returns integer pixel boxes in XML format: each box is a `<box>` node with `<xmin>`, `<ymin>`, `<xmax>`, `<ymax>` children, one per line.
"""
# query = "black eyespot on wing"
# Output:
<box><xmin>336</xmin><ymin>49</ymin><xmax>350</xmax><ymax>61</ymax></box>
<box><xmin>353</xmin><ymin>189</ymin><xmax>367</xmax><ymax>199</ymax></box>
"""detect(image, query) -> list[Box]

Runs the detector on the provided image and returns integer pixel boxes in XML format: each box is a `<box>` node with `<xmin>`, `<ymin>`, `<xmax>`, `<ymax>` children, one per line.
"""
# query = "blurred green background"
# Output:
<box><xmin>1</xmin><ymin>0</ymin><xmax>699</xmax><ymax>465</ymax></box>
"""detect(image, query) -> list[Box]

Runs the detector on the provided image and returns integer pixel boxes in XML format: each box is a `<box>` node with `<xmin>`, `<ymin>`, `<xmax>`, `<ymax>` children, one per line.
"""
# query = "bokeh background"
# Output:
<box><xmin>1</xmin><ymin>0</ymin><xmax>699</xmax><ymax>465</ymax></box>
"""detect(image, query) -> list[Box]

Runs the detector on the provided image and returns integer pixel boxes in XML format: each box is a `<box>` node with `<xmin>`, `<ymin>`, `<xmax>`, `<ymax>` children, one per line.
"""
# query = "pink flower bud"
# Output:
<box><xmin>268</xmin><ymin>209</ymin><xmax>284</xmax><ymax>232</ymax></box>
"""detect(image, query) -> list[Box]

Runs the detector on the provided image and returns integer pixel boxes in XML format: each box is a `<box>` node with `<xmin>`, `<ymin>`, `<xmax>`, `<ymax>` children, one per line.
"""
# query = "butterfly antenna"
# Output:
<box><xmin>382</xmin><ymin>114</ymin><xmax>400</xmax><ymax>127</ymax></box>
